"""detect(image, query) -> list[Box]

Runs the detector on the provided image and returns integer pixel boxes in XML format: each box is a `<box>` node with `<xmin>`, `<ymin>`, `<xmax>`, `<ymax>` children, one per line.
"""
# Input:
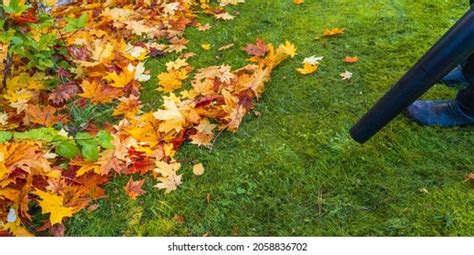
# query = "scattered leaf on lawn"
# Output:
<box><xmin>323</xmin><ymin>28</ymin><xmax>345</xmax><ymax>37</ymax></box>
<box><xmin>344</xmin><ymin>56</ymin><xmax>359</xmax><ymax>63</ymax></box>
<box><xmin>340</xmin><ymin>70</ymin><xmax>353</xmax><ymax>80</ymax></box>
<box><xmin>124</xmin><ymin>177</ymin><xmax>146</xmax><ymax>200</ymax></box>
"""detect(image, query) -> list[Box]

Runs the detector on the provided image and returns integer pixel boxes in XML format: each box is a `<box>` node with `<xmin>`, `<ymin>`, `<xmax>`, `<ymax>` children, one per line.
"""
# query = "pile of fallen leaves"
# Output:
<box><xmin>0</xmin><ymin>0</ymin><xmax>296</xmax><ymax>236</ymax></box>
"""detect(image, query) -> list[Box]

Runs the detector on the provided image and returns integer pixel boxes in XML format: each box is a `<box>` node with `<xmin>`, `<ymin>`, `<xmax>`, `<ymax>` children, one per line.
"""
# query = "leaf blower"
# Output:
<box><xmin>350</xmin><ymin>2</ymin><xmax>474</xmax><ymax>144</ymax></box>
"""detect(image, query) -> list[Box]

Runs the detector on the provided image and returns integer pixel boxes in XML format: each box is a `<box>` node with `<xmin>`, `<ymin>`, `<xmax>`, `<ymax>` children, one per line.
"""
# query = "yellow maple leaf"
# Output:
<box><xmin>201</xmin><ymin>43</ymin><xmax>212</xmax><ymax>51</ymax></box>
<box><xmin>3</xmin><ymin>222</ymin><xmax>34</xmax><ymax>237</ymax></box>
<box><xmin>180</xmin><ymin>89</ymin><xmax>198</xmax><ymax>99</ymax></box>
<box><xmin>278</xmin><ymin>41</ymin><xmax>297</xmax><ymax>58</ymax></box>
<box><xmin>76</xmin><ymin>163</ymin><xmax>100</xmax><ymax>177</ymax></box>
<box><xmin>297</xmin><ymin>63</ymin><xmax>319</xmax><ymax>75</ymax></box>
<box><xmin>157</xmin><ymin>69</ymin><xmax>188</xmax><ymax>92</ymax></box>
<box><xmin>33</xmin><ymin>190</ymin><xmax>74</xmax><ymax>225</ymax></box>
<box><xmin>165</xmin><ymin>58</ymin><xmax>188</xmax><ymax>71</ymax></box>
<box><xmin>104</xmin><ymin>68</ymin><xmax>135</xmax><ymax>88</ymax></box>
<box><xmin>3</xmin><ymin>88</ymin><xmax>34</xmax><ymax>104</ymax></box>
<box><xmin>293</xmin><ymin>0</ymin><xmax>304</xmax><ymax>4</ymax></box>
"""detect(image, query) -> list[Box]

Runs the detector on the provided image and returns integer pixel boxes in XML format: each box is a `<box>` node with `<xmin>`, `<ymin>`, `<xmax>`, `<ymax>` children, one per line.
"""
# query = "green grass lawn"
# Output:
<box><xmin>66</xmin><ymin>0</ymin><xmax>474</xmax><ymax>236</ymax></box>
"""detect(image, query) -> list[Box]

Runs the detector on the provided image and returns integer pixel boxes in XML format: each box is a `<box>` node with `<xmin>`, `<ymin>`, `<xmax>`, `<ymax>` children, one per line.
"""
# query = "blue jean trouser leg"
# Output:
<box><xmin>458</xmin><ymin>53</ymin><xmax>474</xmax><ymax>116</ymax></box>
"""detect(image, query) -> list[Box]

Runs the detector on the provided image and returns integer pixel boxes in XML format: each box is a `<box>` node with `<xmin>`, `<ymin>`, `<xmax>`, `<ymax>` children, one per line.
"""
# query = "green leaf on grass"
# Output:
<box><xmin>56</xmin><ymin>140</ymin><xmax>80</xmax><ymax>159</ymax></box>
<box><xmin>75</xmin><ymin>132</ymin><xmax>99</xmax><ymax>162</ymax></box>
<box><xmin>96</xmin><ymin>130</ymin><xmax>114</xmax><ymax>149</ymax></box>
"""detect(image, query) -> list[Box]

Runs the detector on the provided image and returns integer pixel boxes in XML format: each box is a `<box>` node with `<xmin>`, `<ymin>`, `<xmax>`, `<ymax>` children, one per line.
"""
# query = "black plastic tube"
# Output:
<box><xmin>350</xmin><ymin>5</ymin><xmax>474</xmax><ymax>144</ymax></box>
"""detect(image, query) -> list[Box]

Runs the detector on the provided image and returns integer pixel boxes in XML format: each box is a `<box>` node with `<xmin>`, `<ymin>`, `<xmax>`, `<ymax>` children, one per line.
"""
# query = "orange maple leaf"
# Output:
<box><xmin>344</xmin><ymin>56</ymin><xmax>359</xmax><ymax>63</ymax></box>
<box><xmin>157</xmin><ymin>69</ymin><xmax>189</xmax><ymax>92</ymax></box>
<box><xmin>25</xmin><ymin>104</ymin><xmax>62</xmax><ymax>127</ymax></box>
<box><xmin>124</xmin><ymin>177</ymin><xmax>146</xmax><ymax>200</ymax></box>
<box><xmin>112</xmin><ymin>96</ymin><xmax>141</xmax><ymax>120</ymax></box>
<box><xmin>79</xmin><ymin>80</ymin><xmax>123</xmax><ymax>104</ymax></box>
<box><xmin>323</xmin><ymin>28</ymin><xmax>345</xmax><ymax>37</ymax></box>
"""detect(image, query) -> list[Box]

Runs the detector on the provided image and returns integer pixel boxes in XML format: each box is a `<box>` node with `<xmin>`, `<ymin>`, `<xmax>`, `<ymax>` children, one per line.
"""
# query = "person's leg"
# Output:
<box><xmin>457</xmin><ymin>52</ymin><xmax>474</xmax><ymax>115</ymax></box>
<box><xmin>457</xmin><ymin>82</ymin><xmax>474</xmax><ymax>116</ymax></box>
<box><xmin>406</xmin><ymin>54</ymin><xmax>474</xmax><ymax>127</ymax></box>
<box><xmin>442</xmin><ymin>0</ymin><xmax>474</xmax><ymax>85</ymax></box>
<box><xmin>440</xmin><ymin>52</ymin><xmax>473</xmax><ymax>86</ymax></box>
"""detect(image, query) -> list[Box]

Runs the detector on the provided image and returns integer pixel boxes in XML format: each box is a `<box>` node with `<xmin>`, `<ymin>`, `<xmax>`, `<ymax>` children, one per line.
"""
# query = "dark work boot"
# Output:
<box><xmin>407</xmin><ymin>100</ymin><xmax>474</xmax><ymax>127</ymax></box>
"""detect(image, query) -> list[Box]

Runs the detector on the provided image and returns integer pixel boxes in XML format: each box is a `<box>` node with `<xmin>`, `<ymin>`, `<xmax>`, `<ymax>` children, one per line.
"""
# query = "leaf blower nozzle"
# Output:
<box><xmin>350</xmin><ymin>5</ymin><xmax>474</xmax><ymax>144</ymax></box>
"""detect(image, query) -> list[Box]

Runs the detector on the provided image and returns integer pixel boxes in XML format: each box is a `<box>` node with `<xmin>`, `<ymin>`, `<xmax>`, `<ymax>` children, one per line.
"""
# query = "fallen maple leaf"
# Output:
<box><xmin>304</xmin><ymin>56</ymin><xmax>324</xmax><ymax>65</ymax></box>
<box><xmin>215</xmin><ymin>12</ymin><xmax>234</xmax><ymax>20</ymax></box>
<box><xmin>167</xmin><ymin>37</ymin><xmax>189</xmax><ymax>53</ymax></box>
<box><xmin>153</xmin><ymin>98</ymin><xmax>186</xmax><ymax>133</ymax></box>
<box><xmin>25</xmin><ymin>104</ymin><xmax>61</xmax><ymax>127</ymax></box>
<box><xmin>153</xmin><ymin>160</ymin><xmax>181</xmax><ymax>178</ymax></box>
<box><xmin>293</xmin><ymin>0</ymin><xmax>304</xmax><ymax>4</ymax></box>
<box><xmin>297</xmin><ymin>63</ymin><xmax>319</xmax><ymax>75</ymax></box>
<box><xmin>33</xmin><ymin>190</ymin><xmax>74</xmax><ymax>225</ymax></box>
<box><xmin>197</xmin><ymin>23</ymin><xmax>211</xmax><ymax>31</ymax></box>
<box><xmin>344</xmin><ymin>56</ymin><xmax>359</xmax><ymax>63</ymax></box>
<box><xmin>340</xmin><ymin>70</ymin><xmax>353</xmax><ymax>80</ymax></box>
<box><xmin>124</xmin><ymin>177</ymin><xmax>146</xmax><ymax>200</ymax></box>
<box><xmin>104</xmin><ymin>68</ymin><xmax>135</xmax><ymax>88</ymax></box>
<box><xmin>324</xmin><ymin>28</ymin><xmax>345</xmax><ymax>37</ymax></box>
<box><xmin>79</xmin><ymin>80</ymin><xmax>123</xmax><ymax>104</ymax></box>
<box><xmin>113</xmin><ymin>95</ymin><xmax>141</xmax><ymax>120</ymax></box>
<box><xmin>157</xmin><ymin>69</ymin><xmax>189</xmax><ymax>92</ymax></box>
<box><xmin>155</xmin><ymin>172</ymin><xmax>182</xmax><ymax>193</ymax></box>
<box><xmin>201</xmin><ymin>44</ymin><xmax>212</xmax><ymax>51</ymax></box>
<box><xmin>97</xmin><ymin>150</ymin><xmax>126</xmax><ymax>175</ymax></box>
<box><xmin>48</xmin><ymin>82</ymin><xmax>80</xmax><ymax>106</ymax></box>
<box><xmin>190</xmin><ymin>118</ymin><xmax>217</xmax><ymax>147</ymax></box>
<box><xmin>244</xmin><ymin>39</ymin><xmax>269</xmax><ymax>57</ymax></box>
<box><xmin>278</xmin><ymin>41</ymin><xmax>297</xmax><ymax>58</ymax></box>
<box><xmin>165</xmin><ymin>58</ymin><xmax>188</xmax><ymax>71</ymax></box>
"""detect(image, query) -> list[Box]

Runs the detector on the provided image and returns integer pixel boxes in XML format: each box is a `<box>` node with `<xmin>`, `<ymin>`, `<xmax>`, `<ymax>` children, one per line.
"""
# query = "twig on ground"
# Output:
<box><xmin>209</xmin><ymin>127</ymin><xmax>226</xmax><ymax>153</ymax></box>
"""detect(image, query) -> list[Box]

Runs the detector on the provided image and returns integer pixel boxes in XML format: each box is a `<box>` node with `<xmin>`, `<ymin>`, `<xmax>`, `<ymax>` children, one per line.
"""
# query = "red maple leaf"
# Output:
<box><xmin>244</xmin><ymin>39</ymin><xmax>269</xmax><ymax>57</ymax></box>
<box><xmin>48</xmin><ymin>82</ymin><xmax>80</xmax><ymax>106</ymax></box>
